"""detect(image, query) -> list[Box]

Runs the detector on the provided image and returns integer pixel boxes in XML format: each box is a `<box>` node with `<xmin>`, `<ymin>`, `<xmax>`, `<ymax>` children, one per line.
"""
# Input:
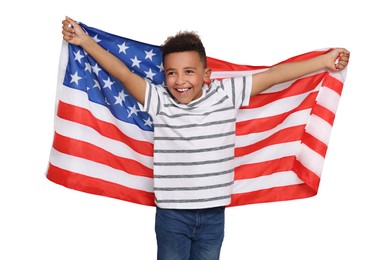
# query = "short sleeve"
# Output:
<box><xmin>220</xmin><ymin>75</ymin><xmax>252</xmax><ymax>108</ymax></box>
<box><xmin>142</xmin><ymin>80</ymin><xmax>161</xmax><ymax>116</ymax></box>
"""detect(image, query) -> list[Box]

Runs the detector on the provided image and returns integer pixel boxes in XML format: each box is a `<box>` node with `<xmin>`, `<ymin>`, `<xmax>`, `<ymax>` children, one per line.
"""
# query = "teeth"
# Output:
<box><xmin>177</xmin><ymin>88</ymin><xmax>188</xmax><ymax>92</ymax></box>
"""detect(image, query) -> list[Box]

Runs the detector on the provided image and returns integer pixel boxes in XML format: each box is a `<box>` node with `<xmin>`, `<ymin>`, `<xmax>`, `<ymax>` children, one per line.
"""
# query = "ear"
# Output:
<box><xmin>203</xmin><ymin>68</ymin><xmax>212</xmax><ymax>82</ymax></box>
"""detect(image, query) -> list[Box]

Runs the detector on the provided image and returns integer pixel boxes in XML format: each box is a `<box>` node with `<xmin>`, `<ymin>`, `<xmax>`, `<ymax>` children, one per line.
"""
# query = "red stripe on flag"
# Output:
<box><xmin>230</xmin><ymin>183</ymin><xmax>317</xmax><ymax>206</ymax></box>
<box><xmin>311</xmin><ymin>103</ymin><xmax>336</xmax><ymax>126</ymax></box>
<box><xmin>207</xmin><ymin>57</ymin><xmax>266</xmax><ymax>71</ymax></box>
<box><xmin>47</xmin><ymin>164</ymin><xmax>155</xmax><ymax>206</ymax></box>
<box><xmin>234</xmin><ymin>156</ymin><xmax>296</xmax><ymax>180</ymax></box>
<box><xmin>302</xmin><ymin>132</ymin><xmax>328</xmax><ymax>157</ymax></box>
<box><xmin>323</xmin><ymin>73</ymin><xmax>344</xmax><ymax>95</ymax></box>
<box><xmin>207</xmin><ymin>50</ymin><xmax>332</xmax><ymax>72</ymax></box>
<box><xmin>275</xmin><ymin>49</ymin><xmax>333</xmax><ymax>65</ymax></box>
<box><xmin>293</xmin><ymin>159</ymin><xmax>321</xmax><ymax>192</ymax></box>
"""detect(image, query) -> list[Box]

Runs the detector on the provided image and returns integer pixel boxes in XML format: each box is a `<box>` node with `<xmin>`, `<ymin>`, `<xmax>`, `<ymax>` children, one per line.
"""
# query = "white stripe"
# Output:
<box><xmin>317</xmin><ymin>85</ymin><xmax>341</xmax><ymax>114</ymax></box>
<box><xmin>235</xmin><ymin>141</ymin><xmax>301</xmax><ymax>166</ymax></box>
<box><xmin>296</xmin><ymin>144</ymin><xmax>325</xmax><ymax>177</ymax></box>
<box><xmin>49</xmin><ymin>148</ymin><xmax>154</xmax><ymax>192</ymax></box>
<box><xmin>305</xmin><ymin>114</ymin><xmax>333</xmax><ymax>145</ymax></box>
<box><xmin>237</xmin><ymin>87</ymin><xmax>320</xmax><ymax>122</ymax></box>
<box><xmin>233</xmin><ymin>171</ymin><xmax>303</xmax><ymax>194</ymax></box>
<box><xmin>329</xmin><ymin>69</ymin><xmax>347</xmax><ymax>85</ymax></box>
<box><xmin>55</xmin><ymin>117</ymin><xmax>153</xmax><ymax>168</ymax></box>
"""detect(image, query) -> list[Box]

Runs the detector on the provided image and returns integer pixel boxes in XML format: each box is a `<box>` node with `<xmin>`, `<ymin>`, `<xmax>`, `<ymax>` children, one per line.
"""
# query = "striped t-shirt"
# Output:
<box><xmin>143</xmin><ymin>76</ymin><xmax>252</xmax><ymax>209</ymax></box>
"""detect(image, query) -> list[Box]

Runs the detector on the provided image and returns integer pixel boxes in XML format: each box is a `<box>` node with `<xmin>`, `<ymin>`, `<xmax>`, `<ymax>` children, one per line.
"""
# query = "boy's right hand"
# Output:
<box><xmin>62</xmin><ymin>16</ymin><xmax>87</xmax><ymax>45</ymax></box>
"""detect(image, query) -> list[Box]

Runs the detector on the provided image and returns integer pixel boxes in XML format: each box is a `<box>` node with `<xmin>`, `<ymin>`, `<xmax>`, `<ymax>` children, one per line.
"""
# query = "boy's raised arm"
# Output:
<box><xmin>62</xmin><ymin>16</ymin><xmax>147</xmax><ymax>105</ymax></box>
<box><xmin>250</xmin><ymin>48</ymin><xmax>350</xmax><ymax>97</ymax></box>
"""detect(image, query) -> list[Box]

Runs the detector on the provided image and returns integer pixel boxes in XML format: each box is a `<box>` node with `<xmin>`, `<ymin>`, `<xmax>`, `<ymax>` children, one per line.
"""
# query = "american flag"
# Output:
<box><xmin>46</xmin><ymin>22</ymin><xmax>347</xmax><ymax>207</ymax></box>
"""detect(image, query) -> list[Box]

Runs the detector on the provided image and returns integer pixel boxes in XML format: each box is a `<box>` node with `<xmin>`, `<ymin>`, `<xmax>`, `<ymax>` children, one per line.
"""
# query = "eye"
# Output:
<box><xmin>166</xmin><ymin>71</ymin><xmax>175</xmax><ymax>76</ymax></box>
<box><xmin>185</xmin><ymin>69</ymin><xmax>194</xmax><ymax>74</ymax></box>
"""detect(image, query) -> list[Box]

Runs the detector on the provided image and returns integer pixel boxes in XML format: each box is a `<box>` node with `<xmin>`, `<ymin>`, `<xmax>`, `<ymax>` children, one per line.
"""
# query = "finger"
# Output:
<box><xmin>65</xmin><ymin>16</ymin><xmax>78</xmax><ymax>29</ymax></box>
<box><xmin>335</xmin><ymin>59</ymin><xmax>348</xmax><ymax>70</ymax></box>
<box><xmin>342</xmin><ymin>52</ymin><xmax>350</xmax><ymax>60</ymax></box>
<box><xmin>62</xmin><ymin>34</ymin><xmax>72</xmax><ymax>42</ymax></box>
<box><xmin>336</xmin><ymin>48</ymin><xmax>350</xmax><ymax>55</ymax></box>
<box><xmin>339</xmin><ymin>54</ymin><xmax>350</xmax><ymax>65</ymax></box>
<box><xmin>62</xmin><ymin>25</ymin><xmax>74</xmax><ymax>35</ymax></box>
<box><xmin>335</xmin><ymin>63</ymin><xmax>345</xmax><ymax>70</ymax></box>
<box><xmin>62</xmin><ymin>29</ymin><xmax>73</xmax><ymax>38</ymax></box>
<box><xmin>62</xmin><ymin>20</ymin><xmax>75</xmax><ymax>35</ymax></box>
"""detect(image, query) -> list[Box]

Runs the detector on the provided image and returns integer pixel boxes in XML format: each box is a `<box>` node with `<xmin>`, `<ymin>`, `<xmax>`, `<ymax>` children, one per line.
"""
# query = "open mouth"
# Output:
<box><xmin>177</xmin><ymin>88</ymin><xmax>189</xmax><ymax>93</ymax></box>
<box><xmin>175</xmin><ymin>87</ymin><xmax>191</xmax><ymax>96</ymax></box>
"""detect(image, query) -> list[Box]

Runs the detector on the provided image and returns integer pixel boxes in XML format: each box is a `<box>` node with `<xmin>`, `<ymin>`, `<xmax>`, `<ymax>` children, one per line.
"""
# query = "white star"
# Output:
<box><xmin>143</xmin><ymin>117</ymin><xmax>153</xmax><ymax>127</ymax></box>
<box><xmin>92</xmin><ymin>63</ymin><xmax>102</xmax><ymax>76</ymax></box>
<box><xmin>85</xmin><ymin>62</ymin><xmax>92</xmax><ymax>72</ymax></box>
<box><xmin>130</xmin><ymin>56</ymin><xmax>142</xmax><ymax>68</ymax></box>
<box><xmin>114</xmin><ymin>94</ymin><xmax>123</xmax><ymax>106</ymax></box>
<box><xmin>145</xmin><ymin>49</ymin><xmax>156</xmax><ymax>61</ymax></box>
<box><xmin>144</xmin><ymin>68</ymin><xmax>156</xmax><ymax>80</ymax></box>
<box><xmin>92</xmin><ymin>34</ymin><xmax>101</xmax><ymax>43</ymax></box>
<box><xmin>119</xmin><ymin>89</ymin><xmax>128</xmax><ymax>101</ymax></box>
<box><xmin>156</xmin><ymin>62</ymin><xmax>164</xmax><ymax>72</ymax></box>
<box><xmin>118</xmin><ymin>42</ymin><xmax>129</xmax><ymax>54</ymax></box>
<box><xmin>128</xmin><ymin>105</ymin><xmax>139</xmax><ymax>117</ymax></box>
<box><xmin>74</xmin><ymin>50</ymin><xmax>84</xmax><ymax>63</ymax></box>
<box><xmin>102</xmin><ymin>77</ymin><xmax>114</xmax><ymax>89</ymax></box>
<box><xmin>93</xmin><ymin>79</ymin><xmax>101</xmax><ymax>89</ymax></box>
<box><xmin>70</xmin><ymin>71</ymin><xmax>82</xmax><ymax>85</ymax></box>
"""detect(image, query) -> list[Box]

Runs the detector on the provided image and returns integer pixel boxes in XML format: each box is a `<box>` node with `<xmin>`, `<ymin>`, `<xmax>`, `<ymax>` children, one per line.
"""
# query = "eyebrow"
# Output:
<box><xmin>165</xmin><ymin>66</ymin><xmax>197</xmax><ymax>72</ymax></box>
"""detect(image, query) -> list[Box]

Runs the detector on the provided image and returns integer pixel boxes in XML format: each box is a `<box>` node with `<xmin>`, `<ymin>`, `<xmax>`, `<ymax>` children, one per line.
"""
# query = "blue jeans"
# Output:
<box><xmin>155</xmin><ymin>207</ymin><xmax>225</xmax><ymax>260</ymax></box>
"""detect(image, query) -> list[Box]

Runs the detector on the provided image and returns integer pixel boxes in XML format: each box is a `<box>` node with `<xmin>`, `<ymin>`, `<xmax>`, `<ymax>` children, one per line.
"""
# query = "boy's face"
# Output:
<box><xmin>164</xmin><ymin>51</ymin><xmax>211</xmax><ymax>104</ymax></box>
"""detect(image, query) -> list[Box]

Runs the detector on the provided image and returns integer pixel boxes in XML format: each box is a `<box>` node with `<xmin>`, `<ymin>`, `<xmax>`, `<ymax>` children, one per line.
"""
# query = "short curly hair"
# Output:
<box><xmin>160</xmin><ymin>31</ymin><xmax>207</xmax><ymax>68</ymax></box>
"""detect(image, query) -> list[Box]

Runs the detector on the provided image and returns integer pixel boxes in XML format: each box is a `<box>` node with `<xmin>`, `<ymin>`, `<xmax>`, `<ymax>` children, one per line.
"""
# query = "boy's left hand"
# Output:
<box><xmin>327</xmin><ymin>48</ymin><xmax>350</xmax><ymax>71</ymax></box>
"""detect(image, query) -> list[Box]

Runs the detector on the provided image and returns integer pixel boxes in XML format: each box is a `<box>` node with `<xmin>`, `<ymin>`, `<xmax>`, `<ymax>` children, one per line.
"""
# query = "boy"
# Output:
<box><xmin>62</xmin><ymin>16</ymin><xmax>349</xmax><ymax>260</ymax></box>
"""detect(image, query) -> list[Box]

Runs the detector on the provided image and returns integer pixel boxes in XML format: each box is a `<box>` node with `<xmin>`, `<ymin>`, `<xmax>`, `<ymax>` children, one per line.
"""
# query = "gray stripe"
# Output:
<box><xmin>162</xmin><ymin>92</ymin><xmax>194</xmax><ymax>109</ymax></box>
<box><xmin>156</xmin><ymin>90</ymin><xmax>161</xmax><ymax>114</ymax></box>
<box><xmin>154</xmin><ymin>169</ymin><xmax>234</xmax><ymax>179</ymax></box>
<box><xmin>241</xmin><ymin>76</ymin><xmax>246</xmax><ymax>107</ymax></box>
<box><xmin>154</xmin><ymin>144</ymin><xmax>234</xmax><ymax>154</ymax></box>
<box><xmin>156</xmin><ymin>195</ymin><xmax>230</xmax><ymax>204</ymax></box>
<box><xmin>231</xmin><ymin>78</ymin><xmax>236</xmax><ymax>108</ymax></box>
<box><xmin>154</xmin><ymin>131</ymin><xmax>235</xmax><ymax>141</ymax></box>
<box><xmin>154</xmin><ymin>118</ymin><xmax>236</xmax><ymax>129</ymax></box>
<box><xmin>163</xmin><ymin>103</ymin><xmax>197</xmax><ymax>111</ymax></box>
<box><xmin>213</xmin><ymin>95</ymin><xmax>229</xmax><ymax>106</ymax></box>
<box><xmin>158</xmin><ymin>105</ymin><xmax>234</xmax><ymax>119</ymax></box>
<box><xmin>154</xmin><ymin>156</ymin><xmax>234</xmax><ymax>166</ymax></box>
<box><xmin>187</xmin><ymin>85</ymin><xmax>223</xmax><ymax>107</ymax></box>
<box><xmin>154</xmin><ymin>181</ymin><xmax>234</xmax><ymax>191</ymax></box>
<box><xmin>145</xmin><ymin>81</ymin><xmax>152</xmax><ymax>113</ymax></box>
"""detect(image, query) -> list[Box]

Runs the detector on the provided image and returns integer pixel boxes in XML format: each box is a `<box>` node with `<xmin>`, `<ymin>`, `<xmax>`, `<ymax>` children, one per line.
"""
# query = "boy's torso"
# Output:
<box><xmin>144</xmin><ymin>77</ymin><xmax>251</xmax><ymax>209</ymax></box>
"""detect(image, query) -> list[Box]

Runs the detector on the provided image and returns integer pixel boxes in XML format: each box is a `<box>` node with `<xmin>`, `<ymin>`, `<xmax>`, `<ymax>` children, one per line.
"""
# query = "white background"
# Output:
<box><xmin>1</xmin><ymin>0</ymin><xmax>377</xmax><ymax>259</ymax></box>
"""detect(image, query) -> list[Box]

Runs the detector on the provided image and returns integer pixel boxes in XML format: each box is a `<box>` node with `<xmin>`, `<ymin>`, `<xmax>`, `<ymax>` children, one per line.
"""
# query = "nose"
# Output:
<box><xmin>175</xmin><ymin>73</ymin><xmax>186</xmax><ymax>85</ymax></box>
